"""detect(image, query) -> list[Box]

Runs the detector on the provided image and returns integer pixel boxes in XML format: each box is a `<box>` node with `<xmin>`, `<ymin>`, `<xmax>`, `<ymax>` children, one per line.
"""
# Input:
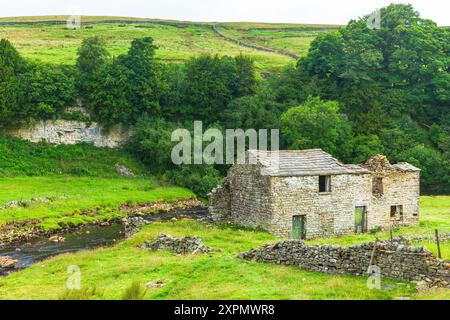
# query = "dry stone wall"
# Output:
<box><xmin>140</xmin><ymin>234</ymin><xmax>212</xmax><ymax>255</ymax></box>
<box><xmin>239</xmin><ymin>239</ymin><xmax>450</xmax><ymax>287</ymax></box>
<box><xmin>8</xmin><ymin>119</ymin><xmax>131</xmax><ymax>148</ymax></box>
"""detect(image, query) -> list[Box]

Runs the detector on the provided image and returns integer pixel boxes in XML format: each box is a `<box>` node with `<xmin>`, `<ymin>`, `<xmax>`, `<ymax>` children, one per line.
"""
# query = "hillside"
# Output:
<box><xmin>0</xmin><ymin>16</ymin><xmax>339</xmax><ymax>72</ymax></box>
<box><xmin>0</xmin><ymin>136</ymin><xmax>145</xmax><ymax>178</ymax></box>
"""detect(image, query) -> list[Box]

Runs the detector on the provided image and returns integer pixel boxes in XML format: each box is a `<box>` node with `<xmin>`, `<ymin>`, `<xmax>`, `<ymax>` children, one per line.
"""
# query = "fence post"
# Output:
<box><xmin>435</xmin><ymin>229</ymin><xmax>442</xmax><ymax>259</ymax></box>
<box><xmin>389</xmin><ymin>225</ymin><xmax>393</xmax><ymax>241</ymax></box>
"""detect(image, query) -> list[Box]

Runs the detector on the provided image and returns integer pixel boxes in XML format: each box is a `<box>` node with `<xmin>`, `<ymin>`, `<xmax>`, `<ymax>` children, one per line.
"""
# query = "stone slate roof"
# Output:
<box><xmin>392</xmin><ymin>162</ymin><xmax>421</xmax><ymax>172</ymax></box>
<box><xmin>248</xmin><ymin>149</ymin><xmax>370</xmax><ymax>176</ymax></box>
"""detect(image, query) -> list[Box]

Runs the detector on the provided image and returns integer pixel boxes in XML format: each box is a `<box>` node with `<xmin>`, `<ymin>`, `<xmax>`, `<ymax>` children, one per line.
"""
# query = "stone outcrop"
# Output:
<box><xmin>239</xmin><ymin>239</ymin><xmax>450</xmax><ymax>288</ymax></box>
<box><xmin>0</xmin><ymin>256</ymin><xmax>18</xmax><ymax>269</ymax></box>
<box><xmin>8</xmin><ymin>119</ymin><xmax>131</xmax><ymax>148</ymax></box>
<box><xmin>115</xmin><ymin>164</ymin><xmax>136</xmax><ymax>177</ymax></box>
<box><xmin>140</xmin><ymin>234</ymin><xmax>212</xmax><ymax>255</ymax></box>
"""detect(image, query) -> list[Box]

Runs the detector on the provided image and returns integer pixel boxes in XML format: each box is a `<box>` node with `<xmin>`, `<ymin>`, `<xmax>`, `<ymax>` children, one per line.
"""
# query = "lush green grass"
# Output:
<box><xmin>0</xmin><ymin>194</ymin><xmax>448</xmax><ymax>299</ymax></box>
<box><xmin>0</xmin><ymin>22</ymin><xmax>292</xmax><ymax>72</ymax></box>
<box><xmin>307</xmin><ymin>196</ymin><xmax>450</xmax><ymax>259</ymax></box>
<box><xmin>0</xmin><ymin>16</ymin><xmax>341</xmax><ymax>72</ymax></box>
<box><xmin>0</xmin><ymin>176</ymin><xmax>194</xmax><ymax>229</ymax></box>
<box><xmin>0</xmin><ymin>219</ymin><xmax>420</xmax><ymax>300</ymax></box>
<box><xmin>0</xmin><ymin>136</ymin><xmax>145</xmax><ymax>178</ymax></box>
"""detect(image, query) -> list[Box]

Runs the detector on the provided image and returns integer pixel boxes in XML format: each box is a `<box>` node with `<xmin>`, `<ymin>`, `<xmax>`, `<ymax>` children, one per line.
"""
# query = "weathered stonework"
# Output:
<box><xmin>239</xmin><ymin>239</ymin><xmax>450</xmax><ymax>288</ymax></box>
<box><xmin>8</xmin><ymin>119</ymin><xmax>131</xmax><ymax>148</ymax></box>
<box><xmin>140</xmin><ymin>234</ymin><xmax>212</xmax><ymax>254</ymax></box>
<box><xmin>209</xmin><ymin>150</ymin><xmax>420</xmax><ymax>239</ymax></box>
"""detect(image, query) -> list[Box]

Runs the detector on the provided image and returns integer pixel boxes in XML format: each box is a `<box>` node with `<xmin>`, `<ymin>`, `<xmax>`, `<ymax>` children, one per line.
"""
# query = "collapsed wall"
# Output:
<box><xmin>239</xmin><ymin>239</ymin><xmax>450</xmax><ymax>287</ymax></box>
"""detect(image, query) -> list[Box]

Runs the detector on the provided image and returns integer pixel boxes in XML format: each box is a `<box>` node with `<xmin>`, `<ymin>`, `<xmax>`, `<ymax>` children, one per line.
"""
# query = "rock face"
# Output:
<box><xmin>8</xmin><ymin>119</ymin><xmax>131</xmax><ymax>148</ymax></box>
<box><xmin>0</xmin><ymin>256</ymin><xmax>18</xmax><ymax>268</ymax></box>
<box><xmin>239</xmin><ymin>239</ymin><xmax>450</xmax><ymax>288</ymax></box>
<box><xmin>140</xmin><ymin>234</ymin><xmax>212</xmax><ymax>255</ymax></box>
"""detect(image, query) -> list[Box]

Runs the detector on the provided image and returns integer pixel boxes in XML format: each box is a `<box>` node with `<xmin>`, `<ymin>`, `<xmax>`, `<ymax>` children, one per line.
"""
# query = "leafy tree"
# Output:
<box><xmin>345</xmin><ymin>134</ymin><xmax>385</xmax><ymax>163</ymax></box>
<box><xmin>76</xmin><ymin>37</ymin><xmax>110</xmax><ymax>95</ymax></box>
<box><xmin>398</xmin><ymin>145</ymin><xmax>449</xmax><ymax>194</ymax></box>
<box><xmin>84</xmin><ymin>37</ymin><xmax>167</xmax><ymax>126</ymax></box>
<box><xmin>184</xmin><ymin>54</ymin><xmax>257</xmax><ymax>124</ymax></box>
<box><xmin>280</xmin><ymin>96</ymin><xmax>352</xmax><ymax>159</ymax></box>
<box><xmin>127</xmin><ymin>116</ymin><xmax>177</xmax><ymax>173</ymax></box>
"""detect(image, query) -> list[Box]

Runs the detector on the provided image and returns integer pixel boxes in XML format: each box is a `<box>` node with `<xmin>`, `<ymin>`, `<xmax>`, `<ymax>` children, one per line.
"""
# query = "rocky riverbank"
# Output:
<box><xmin>0</xmin><ymin>198</ymin><xmax>204</xmax><ymax>248</ymax></box>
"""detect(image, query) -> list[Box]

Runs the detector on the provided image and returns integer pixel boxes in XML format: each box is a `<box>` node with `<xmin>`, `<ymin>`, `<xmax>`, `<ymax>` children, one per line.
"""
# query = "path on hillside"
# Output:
<box><xmin>211</xmin><ymin>26</ymin><xmax>299</xmax><ymax>59</ymax></box>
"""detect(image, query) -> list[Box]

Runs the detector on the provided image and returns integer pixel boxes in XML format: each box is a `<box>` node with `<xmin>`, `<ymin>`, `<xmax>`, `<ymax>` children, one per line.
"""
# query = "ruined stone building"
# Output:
<box><xmin>208</xmin><ymin>149</ymin><xmax>420</xmax><ymax>239</ymax></box>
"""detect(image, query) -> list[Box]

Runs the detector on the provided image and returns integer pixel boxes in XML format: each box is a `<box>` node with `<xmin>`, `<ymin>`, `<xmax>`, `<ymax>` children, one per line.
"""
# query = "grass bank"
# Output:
<box><xmin>0</xmin><ymin>177</ymin><xmax>194</xmax><ymax>230</ymax></box>
<box><xmin>0</xmin><ymin>219</ymin><xmax>422</xmax><ymax>300</ymax></box>
<box><xmin>0</xmin><ymin>196</ymin><xmax>448</xmax><ymax>300</ymax></box>
<box><xmin>0</xmin><ymin>136</ymin><xmax>145</xmax><ymax>178</ymax></box>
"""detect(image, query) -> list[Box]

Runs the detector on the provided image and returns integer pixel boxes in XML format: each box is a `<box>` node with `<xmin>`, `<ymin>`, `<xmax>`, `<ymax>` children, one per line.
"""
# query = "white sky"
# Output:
<box><xmin>0</xmin><ymin>0</ymin><xmax>448</xmax><ymax>25</ymax></box>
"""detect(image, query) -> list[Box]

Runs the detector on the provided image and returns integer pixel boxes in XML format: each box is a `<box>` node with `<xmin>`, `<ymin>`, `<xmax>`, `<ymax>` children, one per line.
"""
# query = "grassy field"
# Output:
<box><xmin>0</xmin><ymin>187</ymin><xmax>448</xmax><ymax>299</ymax></box>
<box><xmin>0</xmin><ymin>16</ymin><xmax>338</xmax><ymax>72</ymax></box>
<box><xmin>0</xmin><ymin>220</ymin><xmax>420</xmax><ymax>300</ymax></box>
<box><xmin>0</xmin><ymin>219</ymin><xmax>448</xmax><ymax>300</ymax></box>
<box><xmin>0</xmin><ymin>136</ymin><xmax>145</xmax><ymax>178</ymax></box>
<box><xmin>0</xmin><ymin>177</ymin><xmax>194</xmax><ymax>230</ymax></box>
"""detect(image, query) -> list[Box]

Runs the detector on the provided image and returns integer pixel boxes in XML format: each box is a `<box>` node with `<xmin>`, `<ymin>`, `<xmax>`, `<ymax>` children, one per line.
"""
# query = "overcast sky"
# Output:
<box><xmin>0</xmin><ymin>0</ymin><xmax>448</xmax><ymax>25</ymax></box>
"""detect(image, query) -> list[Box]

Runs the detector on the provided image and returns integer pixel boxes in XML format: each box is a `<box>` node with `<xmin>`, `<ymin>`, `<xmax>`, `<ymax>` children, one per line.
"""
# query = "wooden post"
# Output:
<box><xmin>367</xmin><ymin>238</ymin><xmax>378</xmax><ymax>273</ymax></box>
<box><xmin>389</xmin><ymin>225</ymin><xmax>393</xmax><ymax>241</ymax></box>
<box><xmin>435</xmin><ymin>229</ymin><xmax>442</xmax><ymax>259</ymax></box>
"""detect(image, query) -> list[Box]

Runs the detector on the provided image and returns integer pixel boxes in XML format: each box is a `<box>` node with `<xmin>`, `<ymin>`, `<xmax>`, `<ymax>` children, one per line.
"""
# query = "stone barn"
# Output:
<box><xmin>208</xmin><ymin>149</ymin><xmax>420</xmax><ymax>239</ymax></box>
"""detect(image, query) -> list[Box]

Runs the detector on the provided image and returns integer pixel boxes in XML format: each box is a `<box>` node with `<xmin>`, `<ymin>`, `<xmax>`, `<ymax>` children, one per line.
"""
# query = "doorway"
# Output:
<box><xmin>355</xmin><ymin>206</ymin><xmax>367</xmax><ymax>234</ymax></box>
<box><xmin>292</xmin><ymin>215</ymin><xmax>306</xmax><ymax>240</ymax></box>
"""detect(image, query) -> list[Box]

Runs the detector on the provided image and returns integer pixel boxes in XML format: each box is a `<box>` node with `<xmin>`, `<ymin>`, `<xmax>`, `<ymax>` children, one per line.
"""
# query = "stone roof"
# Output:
<box><xmin>248</xmin><ymin>149</ymin><xmax>370</xmax><ymax>176</ymax></box>
<box><xmin>392</xmin><ymin>162</ymin><xmax>421</xmax><ymax>172</ymax></box>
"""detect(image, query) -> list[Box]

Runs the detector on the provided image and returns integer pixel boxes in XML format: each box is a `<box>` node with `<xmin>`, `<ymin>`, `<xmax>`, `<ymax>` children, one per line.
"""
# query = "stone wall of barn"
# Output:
<box><xmin>227</xmin><ymin>164</ymin><xmax>273</xmax><ymax>231</ymax></box>
<box><xmin>239</xmin><ymin>239</ymin><xmax>450</xmax><ymax>288</ymax></box>
<box><xmin>370</xmin><ymin>171</ymin><xmax>420</xmax><ymax>228</ymax></box>
<box><xmin>269</xmin><ymin>174</ymin><xmax>372</xmax><ymax>238</ymax></box>
<box><xmin>208</xmin><ymin>178</ymin><xmax>232</xmax><ymax>222</ymax></box>
<box><xmin>208</xmin><ymin>163</ymin><xmax>420</xmax><ymax>239</ymax></box>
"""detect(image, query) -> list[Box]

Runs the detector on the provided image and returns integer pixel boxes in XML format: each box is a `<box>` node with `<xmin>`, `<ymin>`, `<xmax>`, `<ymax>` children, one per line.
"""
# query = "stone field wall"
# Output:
<box><xmin>239</xmin><ymin>239</ymin><xmax>450</xmax><ymax>287</ymax></box>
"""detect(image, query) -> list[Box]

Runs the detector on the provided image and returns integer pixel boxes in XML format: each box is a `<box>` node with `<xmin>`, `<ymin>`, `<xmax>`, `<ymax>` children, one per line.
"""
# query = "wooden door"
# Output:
<box><xmin>292</xmin><ymin>215</ymin><xmax>306</xmax><ymax>240</ymax></box>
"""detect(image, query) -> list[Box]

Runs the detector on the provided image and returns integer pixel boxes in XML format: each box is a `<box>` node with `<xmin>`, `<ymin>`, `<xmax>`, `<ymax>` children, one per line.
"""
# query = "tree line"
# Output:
<box><xmin>0</xmin><ymin>3</ymin><xmax>448</xmax><ymax>195</ymax></box>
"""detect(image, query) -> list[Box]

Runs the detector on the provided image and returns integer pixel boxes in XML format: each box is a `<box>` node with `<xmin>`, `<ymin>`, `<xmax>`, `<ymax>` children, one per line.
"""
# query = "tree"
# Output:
<box><xmin>83</xmin><ymin>37</ymin><xmax>167</xmax><ymax>125</ymax></box>
<box><xmin>183</xmin><ymin>54</ymin><xmax>257</xmax><ymax>124</ymax></box>
<box><xmin>76</xmin><ymin>37</ymin><xmax>110</xmax><ymax>95</ymax></box>
<box><xmin>398</xmin><ymin>145</ymin><xmax>449</xmax><ymax>194</ymax></box>
<box><xmin>280</xmin><ymin>96</ymin><xmax>352</xmax><ymax>159</ymax></box>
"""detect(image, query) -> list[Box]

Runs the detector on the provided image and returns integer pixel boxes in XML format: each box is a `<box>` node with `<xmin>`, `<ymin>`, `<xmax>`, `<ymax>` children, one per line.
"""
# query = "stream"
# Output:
<box><xmin>0</xmin><ymin>206</ymin><xmax>209</xmax><ymax>276</ymax></box>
